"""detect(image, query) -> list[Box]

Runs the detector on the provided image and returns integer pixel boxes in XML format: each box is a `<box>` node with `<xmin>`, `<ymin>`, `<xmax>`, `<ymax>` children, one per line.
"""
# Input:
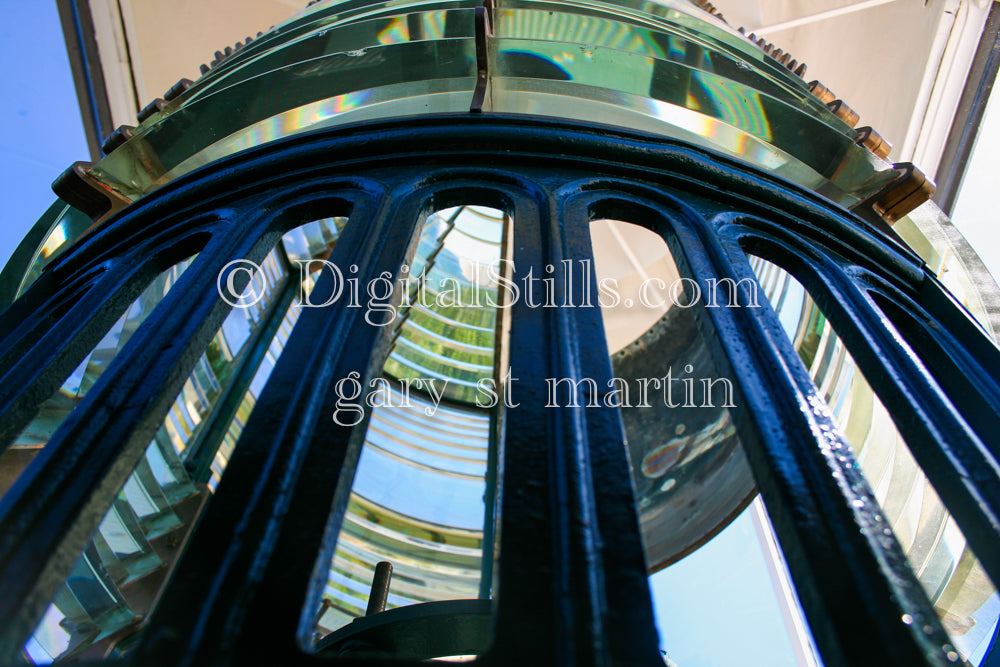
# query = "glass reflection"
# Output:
<box><xmin>892</xmin><ymin>200</ymin><xmax>1000</xmax><ymax>341</ymax></box>
<box><xmin>595</xmin><ymin>219</ymin><xmax>754</xmax><ymax>568</ymax></box>
<box><xmin>17</xmin><ymin>0</ymin><xmax>902</xmax><ymax>293</ymax></box>
<box><xmin>749</xmin><ymin>255</ymin><xmax>1000</xmax><ymax>665</ymax></box>
<box><xmin>2</xmin><ymin>258</ymin><xmax>194</xmax><ymax>501</ymax></box>
<box><xmin>648</xmin><ymin>500</ymin><xmax>822</xmax><ymax>666</ymax></box>
<box><xmin>313</xmin><ymin>206</ymin><xmax>505</xmax><ymax>659</ymax></box>
<box><xmin>383</xmin><ymin>206</ymin><xmax>502</xmax><ymax>404</ymax></box>
<box><xmin>591</xmin><ymin>218</ymin><xmax>817</xmax><ymax>664</ymax></box>
<box><xmin>319</xmin><ymin>391</ymin><xmax>489</xmax><ymax>627</ymax></box>
<box><xmin>23</xmin><ymin>218</ymin><xmax>344</xmax><ymax>664</ymax></box>
<box><xmin>10</xmin><ymin>201</ymin><xmax>93</xmax><ymax>301</ymax></box>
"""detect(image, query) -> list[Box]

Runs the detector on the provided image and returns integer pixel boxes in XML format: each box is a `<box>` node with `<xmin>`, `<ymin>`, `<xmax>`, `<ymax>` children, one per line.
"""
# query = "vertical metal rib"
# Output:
<box><xmin>691</xmin><ymin>213</ymin><xmax>966</xmax><ymax>666</ymax></box>
<box><xmin>0</xmin><ymin>212</ymin><xmax>267</xmax><ymax>664</ymax></box>
<box><xmin>132</xmin><ymin>182</ymin><xmax>425</xmax><ymax>665</ymax></box>
<box><xmin>488</xmin><ymin>179</ymin><xmax>662</xmax><ymax>666</ymax></box>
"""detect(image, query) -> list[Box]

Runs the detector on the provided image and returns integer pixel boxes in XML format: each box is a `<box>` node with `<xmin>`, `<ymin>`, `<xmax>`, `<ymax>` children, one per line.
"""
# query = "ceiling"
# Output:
<box><xmin>122</xmin><ymin>0</ymin><xmax>305</xmax><ymax>105</ymax></box>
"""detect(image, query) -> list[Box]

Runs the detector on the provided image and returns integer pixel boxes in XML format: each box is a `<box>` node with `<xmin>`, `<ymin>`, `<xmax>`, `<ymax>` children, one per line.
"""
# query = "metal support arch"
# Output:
<box><xmin>0</xmin><ymin>116</ymin><xmax>997</xmax><ymax>666</ymax></box>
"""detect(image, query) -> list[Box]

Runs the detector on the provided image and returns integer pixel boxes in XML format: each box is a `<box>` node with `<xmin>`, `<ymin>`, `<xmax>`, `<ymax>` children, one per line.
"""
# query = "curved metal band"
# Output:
<box><xmin>0</xmin><ymin>116</ymin><xmax>995</xmax><ymax>667</ymax></box>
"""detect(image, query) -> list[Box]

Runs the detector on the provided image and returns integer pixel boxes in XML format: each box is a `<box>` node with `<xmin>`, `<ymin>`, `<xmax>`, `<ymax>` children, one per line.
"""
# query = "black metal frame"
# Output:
<box><xmin>56</xmin><ymin>0</ymin><xmax>123</xmax><ymax>161</ymax></box>
<box><xmin>933</xmin><ymin>1</ymin><xmax>1000</xmax><ymax>216</ymax></box>
<box><xmin>1</xmin><ymin>115</ymin><xmax>998</xmax><ymax>666</ymax></box>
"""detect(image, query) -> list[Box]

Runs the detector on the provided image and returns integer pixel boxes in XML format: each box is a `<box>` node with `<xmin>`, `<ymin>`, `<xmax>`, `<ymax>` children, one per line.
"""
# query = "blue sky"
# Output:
<box><xmin>0</xmin><ymin>3</ymin><xmax>89</xmax><ymax>272</ymax></box>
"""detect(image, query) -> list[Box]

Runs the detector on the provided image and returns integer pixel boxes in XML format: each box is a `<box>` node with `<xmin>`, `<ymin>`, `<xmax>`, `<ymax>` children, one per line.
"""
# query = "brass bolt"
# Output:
<box><xmin>873</xmin><ymin>163</ymin><xmax>935</xmax><ymax>223</ymax></box>
<box><xmin>855</xmin><ymin>126</ymin><xmax>892</xmax><ymax>160</ymax></box>
<box><xmin>100</xmin><ymin>125</ymin><xmax>135</xmax><ymax>155</ymax></box>
<box><xmin>163</xmin><ymin>78</ymin><xmax>193</xmax><ymax>101</ymax></box>
<box><xmin>137</xmin><ymin>98</ymin><xmax>167</xmax><ymax>123</ymax></box>
<box><xmin>808</xmin><ymin>80</ymin><xmax>837</xmax><ymax>104</ymax></box>
<box><xmin>827</xmin><ymin>99</ymin><xmax>860</xmax><ymax>127</ymax></box>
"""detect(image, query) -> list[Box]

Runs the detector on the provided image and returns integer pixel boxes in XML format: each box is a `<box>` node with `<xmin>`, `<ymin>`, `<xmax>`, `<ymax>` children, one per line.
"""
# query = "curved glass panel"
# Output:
<box><xmin>311</xmin><ymin>205</ymin><xmax>504</xmax><ymax>660</ymax></box>
<box><xmin>594</xmin><ymin>219</ymin><xmax>754</xmax><ymax>567</ymax></box>
<box><xmin>490</xmin><ymin>5</ymin><xmax>891</xmax><ymax>206</ymax></box>
<box><xmin>590</xmin><ymin>218</ymin><xmax>818</xmax><ymax>665</ymax></box>
<box><xmin>89</xmin><ymin>10</ymin><xmax>479</xmax><ymax>200</ymax></box>
<box><xmin>749</xmin><ymin>255</ymin><xmax>1000</xmax><ymax>665</ymax></box>
<box><xmin>320</xmin><ymin>391</ymin><xmax>489</xmax><ymax>628</ymax></box>
<box><xmin>23</xmin><ymin>219</ymin><xmax>343</xmax><ymax>664</ymax></box>
<box><xmin>9</xmin><ymin>0</ymin><xmax>897</xmax><ymax>293</ymax></box>
<box><xmin>382</xmin><ymin>206</ymin><xmax>503</xmax><ymax>404</ymax></box>
<box><xmin>6</xmin><ymin>200</ymin><xmax>92</xmax><ymax>302</ymax></box>
<box><xmin>1</xmin><ymin>258</ymin><xmax>194</xmax><ymax>502</ymax></box>
<box><xmin>892</xmin><ymin>199</ymin><xmax>1000</xmax><ymax>342</ymax></box>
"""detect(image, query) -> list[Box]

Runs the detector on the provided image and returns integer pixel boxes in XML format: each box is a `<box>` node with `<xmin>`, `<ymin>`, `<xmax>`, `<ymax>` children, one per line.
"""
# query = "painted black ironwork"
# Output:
<box><xmin>0</xmin><ymin>115</ymin><xmax>998</xmax><ymax>666</ymax></box>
